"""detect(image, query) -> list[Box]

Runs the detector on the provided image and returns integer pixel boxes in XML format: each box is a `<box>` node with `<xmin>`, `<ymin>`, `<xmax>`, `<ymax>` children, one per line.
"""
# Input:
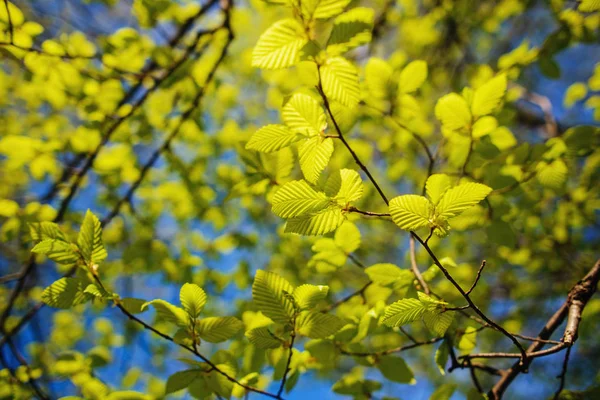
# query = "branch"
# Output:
<box><xmin>553</xmin><ymin>345</ymin><xmax>572</xmax><ymax>400</ymax></box>
<box><xmin>347</xmin><ymin>207</ymin><xmax>390</xmax><ymax>218</ymax></box>
<box><xmin>490</xmin><ymin>258</ymin><xmax>600</xmax><ymax>399</ymax></box>
<box><xmin>277</xmin><ymin>323</ymin><xmax>296</xmax><ymax>399</ymax></box>
<box><xmin>337</xmin><ymin>337</ymin><xmax>443</xmax><ymax>357</ymax></box>
<box><xmin>409</xmin><ymin>236</ymin><xmax>430</xmax><ymax>295</ymax></box>
<box><xmin>322</xmin><ymin>282</ymin><xmax>372</xmax><ymax>312</ymax></box>
<box><xmin>466</xmin><ymin>260</ymin><xmax>486</xmax><ymax>296</ymax></box>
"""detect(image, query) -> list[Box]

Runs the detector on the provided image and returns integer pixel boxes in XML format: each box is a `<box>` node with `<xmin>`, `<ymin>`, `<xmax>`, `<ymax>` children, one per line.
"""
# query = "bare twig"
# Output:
<box><xmin>466</xmin><ymin>260</ymin><xmax>486</xmax><ymax>296</ymax></box>
<box><xmin>553</xmin><ymin>345</ymin><xmax>572</xmax><ymax>400</ymax></box>
<box><xmin>338</xmin><ymin>337</ymin><xmax>443</xmax><ymax>357</ymax></box>
<box><xmin>277</xmin><ymin>324</ymin><xmax>296</xmax><ymax>399</ymax></box>
<box><xmin>322</xmin><ymin>282</ymin><xmax>372</xmax><ymax>312</ymax></box>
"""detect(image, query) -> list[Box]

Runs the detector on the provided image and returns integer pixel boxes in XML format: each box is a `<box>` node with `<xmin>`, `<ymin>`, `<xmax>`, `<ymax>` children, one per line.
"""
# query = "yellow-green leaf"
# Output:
<box><xmin>382</xmin><ymin>298</ymin><xmax>427</xmax><ymax>327</ymax></box>
<box><xmin>471</xmin><ymin>74</ymin><xmax>507</xmax><ymax>117</ymax></box>
<box><xmin>399</xmin><ymin>60</ymin><xmax>428</xmax><ymax>93</ymax></box>
<box><xmin>271</xmin><ymin>180</ymin><xmax>331</xmax><ymax>218</ymax></box>
<box><xmin>324</xmin><ymin>168</ymin><xmax>364</xmax><ymax>204</ymax></box>
<box><xmin>180</xmin><ymin>283</ymin><xmax>207</xmax><ymax>319</ymax></box>
<box><xmin>285</xmin><ymin>206</ymin><xmax>345</xmax><ymax>236</ymax></box>
<box><xmin>321</xmin><ymin>57</ymin><xmax>360</xmax><ymax>107</ymax></box>
<box><xmin>435</xmin><ymin>93</ymin><xmax>472</xmax><ymax>131</ymax></box>
<box><xmin>141</xmin><ymin>299</ymin><xmax>189</xmax><ymax>327</ymax></box>
<box><xmin>41</xmin><ymin>277</ymin><xmax>92</xmax><ymax>309</ymax></box>
<box><xmin>313</xmin><ymin>0</ymin><xmax>352</xmax><ymax>19</ymax></box>
<box><xmin>282</xmin><ymin>93</ymin><xmax>327</xmax><ymax>137</ymax></box>
<box><xmin>326</xmin><ymin>8</ymin><xmax>374</xmax><ymax>56</ymax></box>
<box><xmin>425</xmin><ymin>174</ymin><xmax>452</xmax><ymax>206</ymax></box>
<box><xmin>245</xmin><ymin>327</ymin><xmax>282</xmax><ymax>349</ymax></box>
<box><xmin>251</xmin><ymin>270</ymin><xmax>295</xmax><ymax>324</ymax></box>
<box><xmin>293</xmin><ymin>284</ymin><xmax>329</xmax><ymax>310</ymax></box>
<box><xmin>77</xmin><ymin>209</ymin><xmax>107</xmax><ymax>265</ymax></box>
<box><xmin>32</xmin><ymin>239</ymin><xmax>78</xmax><ymax>265</ymax></box>
<box><xmin>252</xmin><ymin>19</ymin><xmax>307</xmax><ymax>70</ymax></box>
<box><xmin>435</xmin><ymin>182</ymin><xmax>492</xmax><ymax>219</ymax></box>
<box><xmin>197</xmin><ymin>316</ymin><xmax>243</xmax><ymax>343</ymax></box>
<box><xmin>299</xmin><ymin>136</ymin><xmax>334</xmax><ymax>184</ymax></box>
<box><xmin>246</xmin><ymin>125</ymin><xmax>300</xmax><ymax>153</ymax></box>
<box><xmin>389</xmin><ymin>195</ymin><xmax>432</xmax><ymax>231</ymax></box>
<box><xmin>296</xmin><ymin>311</ymin><xmax>345</xmax><ymax>338</ymax></box>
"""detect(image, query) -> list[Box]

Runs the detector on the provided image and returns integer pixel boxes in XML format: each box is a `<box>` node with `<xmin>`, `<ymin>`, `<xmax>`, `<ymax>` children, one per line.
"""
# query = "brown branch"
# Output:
<box><xmin>337</xmin><ymin>337</ymin><xmax>443</xmax><ymax>357</ymax></box>
<box><xmin>322</xmin><ymin>282</ymin><xmax>372</xmax><ymax>312</ymax></box>
<box><xmin>553</xmin><ymin>345</ymin><xmax>572</xmax><ymax>400</ymax></box>
<box><xmin>277</xmin><ymin>321</ymin><xmax>296</xmax><ymax>399</ymax></box>
<box><xmin>490</xmin><ymin>258</ymin><xmax>600</xmax><ymax>399</ymax></box>
<box><xmin>347</xmin><ymin>206</ymin><xmax>390</xmax><ymax>218</ymax></box>
<box><xmin>466</xmin><ymin>260</ymin><xmax>486</xmax><ymax>296</ymax></box>
<box><xmin>409</xmin><ymin>236</ymin><xmax>430</xmax><ymax>295</ymax></box>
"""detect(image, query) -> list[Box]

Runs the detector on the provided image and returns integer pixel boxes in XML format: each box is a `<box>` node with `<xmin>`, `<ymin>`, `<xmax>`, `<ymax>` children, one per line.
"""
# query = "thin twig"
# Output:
<box><xmin>466</xmin><ymin>260</ymin><xmax>486</xmax><ymax>296</ymax></box>
<box><xmin>277</xmin><ymin>325</ymin><xmax>296</xmax><ymax>399</ymax></box>
<box><xmin>338</xmin><ymin>337</ymin><xmax>443</xmax><ymax>357</ymax></box>
<box><xmin>322</xmin><ymin>282</ymin><xmax>372</xmax><ymax>312</ymax></box>
<box><xmin>409</xmin><ymin>236</ymin><xmax>430</xmax><ymax>295</ymax></box>
<box><xmin>553</xmin><ymin>345</ymin><xmax>572</xmax><ymax>400</ymax></box>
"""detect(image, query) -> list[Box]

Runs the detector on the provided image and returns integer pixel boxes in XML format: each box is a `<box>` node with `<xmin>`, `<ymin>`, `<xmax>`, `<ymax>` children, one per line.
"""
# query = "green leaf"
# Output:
<box><xmin>245</xmin><ymin>327</ymin><xmax>282</xmax><ymax>349</ymax></box>
<box><xmin>399</xmin><ymin>60</ymin><xmax>428</xmax><ymax>93</ymax></box>
<box><xmin>321</xmin><ymin>57</ymin><xmax>360</xmax><ymax>107</ymax></box>
<box><xmin>382</xmin><ymin>298</ymin><xmax>427</xmax><ymax>327</ymax></box>
<box><xmin>377</xmin><ymin>356</ymin><xmax>415</xmax><ymax>383</ymax></box>
<box><xmin>365</xmin><ymin>57</ymin><xmax>394</xmax><ymax>100</ymax></box>
<box><xmin>435</xmin><ymin>93</ymin><xmax>472</xmax><ymax>131</ymax></box>
<box><xmin>179</xmin><ymin>283</ymin><xmax>207</xmax><ymax>319</ymax></box>
<box><xmin>326</xmin><ymin>8</ymin><xmax>374</xmax><ymax>55</ymax></box>
<box><xmin>245</xmin><ymin>125</ymin><xmax>300</xmax><ymax>153</ymax></box>
<box><xmin>334</xmin><ymin>221</ymin><xmax>361</xmax><ymax>253</ymax></box>
<box><xmin>29</xmin><ymin>222</ymin><xmax>67</xmax><ymax>242</ymax></box>
<box><xmin>458</xmin><ymin>326</ymin><xmax>478</xmax><ymax>352</ymax></box>
<box><xmin>430</xmin><ymin>383</ymin><xmax>457</xmax><ymax>400</ymax></box>
<box><xmin>536</xmin><ymin>159</ymin><xmax>568</xmax><ymax>189</ymax></box>
<box><xmin>435</xmin><ymin>341</ymin><xmax>449</xmax><ymax>375</ymax></box>
<box><xmin>324</xmin><ymin>169</ymin><xmax>364</xmax><ymax>204</ymax></box>
<box><xmin>299</xmin><ymin>136</ymin><xmax>334</xmax><ymax>184</ymax></box>
<box><xmin>426</xmin><ymin>174</ymin><xmax>452</xmax><ymax>206</ymax></box>
<box><xmin>252</xmin><ymin>19</ymin><xmax>307</xmax><ymax>70</ymax></box>
<box><xmin>77</xmin><ymin>210</ymin><xmax>107</xmax><ymax>265</ymax></box>
<box><xmin>365</xmin><ymin>263</ymin><xmax>413</xmax><ymax>286</ymax></box>
<box><xmin>296</xmin><ymin>311</ymin><xmax>345</xmax><ymax>338</ymax></box>
<box><xmin>41</xmin><ymin>277</ymin><xmax>92</xmax><ymax>309</ymax></box>
<box><xmin>166</xmin><ymin>369</ymin><xmax>201</xmax><ymax>394</ymax></box>
<box><xmin>31</xmin><ymin>239</ymin><xmax>78</xmax><ymax>264</ymax></box>
<box><xmin>472</xmin><ymin>116</ymin><xmax>498</xmax><ymax>139</ymax></box>
<box><xmin>579</xmin><ymin>0</ymin><xmax>600</xmax><ymax>12</ymax></box>
<box><xmin>282</xmin><ymin>93</ymin><xmax>327</xmax><ymax>137</ymax></box>
<box><xmin>119</xmin><ymin>298</ymin><xmax>147</xmax><ymax>314</ymax></box>
<box><xmin>252</xmin><ymin>270</ymin><xmax>295</xmax><ymax>324</ymax></box>
<box><xmin>435</xmin><ymin>182</ymin><xmax>492</xmax><ymax>219</ymax></box>
<box><xmin>471</xmin><ymin>74</ymin><xmax>507</xmax><ymax>117</ymax></box>
<box><xmin>197</xmin><ymin>316</ymin><xmax>243</xmax><ymax>343</ymax></box>
<box><xmin>389</xmin><ymin>195</ymin><xmax>432</xmax><ymax>231</ymax></box>
<box><xmin>313</xmin><ymin>0</ymin><xmax>352</xmax><ymax>19</ymax></box>
<box><xmin>141</xmin><ymin>300</ymin><xmax>189</xmax><ymax>327</ymax></box>
<box><xmin>104</xmin><ymin>391</ymin><xmax>151</xmax><ymax>400</ymax></box>
<box><xmin>293</xmin><ymin>284</ymin><xmax>329</xmax><ymax>310</ymax></box>
<box><xmin>272</xmin><ymin>180</ymin><xmax>331</xmax><ymax>218</ymax></box>
<box><xmin>423</xmin><ymin>310</ymin><xmax>454</xmax><ymax>337</ymax></box>
<box><xmin>285</xmin><ymin>205</ymin><xmax>345</xmax><ymax>236</ymax></box>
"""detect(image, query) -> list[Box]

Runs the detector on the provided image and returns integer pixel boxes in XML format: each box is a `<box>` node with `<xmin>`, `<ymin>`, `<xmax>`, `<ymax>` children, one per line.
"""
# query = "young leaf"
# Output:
<box><xmin>364</xmin><ymin>263</ymin><xmax>413</xmax><ymax>286</ymax></box>
<box><xmin>197</xmin><ymin>316</ymin><xmax>243</xmax><ymax>343</ymax></box>
<box><xmin>180</xmin><ymin>283</ymin><xmax>207</xmax><ymax>319</ymax></box>
<box><xmin>471</xmin><ymin>74</ymin><xmax>507</xmax><ymax>117</ymax></box>
<box><xmin>77</xmin><ymin>210</ymin><xmax>107</xmax><ymax>265</ymax></box>
<box><xmin>166</xmin><ymin>369</ymin><xmax>201</xmax><ymax>394</ymax></box>
<box><xmin>399</xmin><ymin>60</ymin><xmax>428</xmax><ymax>93</ymax></box>
<box><xmin>31</xmin><ymin>239</ymin><xmax>78</xmax><ymax>265</ymax></box>
<box><xmin>313</xmin><ymin>0</ymin><xmax>352</xmax><ymax>19</ymax></box>
<box><xmin>282</xmin><ymin>93</ymin><xmax>327</xmax><ymax>137</ymax></box>
<box><xmin>245</xmin><ymin>327</ymin><xmax>282</xmax><ymax>349</ymax></box>
<box><xmin>377</xmin><ymin>356</ymin><xmax>415</xmax><ymax>384</ymax></box>
<box><xmin>324</xmin><ymin>169</ymin><xmax>364</xmax><ymax>204</ymax></box>
<box><xmin>430</xmin><ymin>383</ymin><xmax>457</xmax><ymax>400</ymax></box>
<box><xmin>119</xmin><ymin>298</ymin><xmax>147</xmax><ymax>314</ymax></box>
<box><xmin>435</xmin><ymin>93</ymin><xmax>472</xmax><ymax>131</ymax></box>
<box><xmin>458</xmin><ymin>326</ymin><xmax>478</xmax><ymax>352</ymax></box>
<box><xmin>251</xmin><ymin>270</ymin><xmax>295</xmax><ymax>324</ymax></box>
<box><xmin>435</xmin><ymin>182</ymin><xmax>492</xmax><ymax>219</ymax></box>
<box><xmin>382</xmin><ymin>298</ymin><xmax>427</xmax><ymax>327</ymax></box>
<box><xmin>389</xmin><ymin>195</ymin><xmax>432</xmax><ymax>231</ymax></box>
<box><xmin>536</xmin><ymin>159</ymin><xmax>568</xmax><ymax>189</ymax></box>
<box><xmin>285</xmin><ymin>205</ymin><xmax>345</xmax><ymax>236</ymax></box>
<box><xmin>141</xmin><ymin>300</ymin><xmax>189</xmax><ymax>327</ymax></box>
<box><xmin>326</xmin><ymin>8</ymin><xmax>374</xmax><ymax>56</ymax></box>
<box><xmin>298</xmin><ymin>136</ymin><xmax>334</xmax><ymax>184</ymax></box>
<box><xmin>296</xmin><ymin>311</ymin><xmax>345</xmax><ymax>338</ymax></box>
<box><xmin>320</xmin><ymin>57</ymin><xmax>360</xmax><ymax>107</ymax></box>
<box><xmin>334</xmin><ymin>221</ymin><xmax>361</xmax><ymax>253</ymax></box>
<box><xmin>435</xmin><ymin>341</ymin><xmax>449</xmax><ymax>375</ymax></box>
<box><xmin>41</xmin><ymin>277</ymin><xmax>92</xmax><ymax>309</ymax></box>
<box><xmin>425</xmin><ymin>174</ymin><xmax>452</xmax><ymax>206</ymax></box>
<box><xmin>252</xmin><ymin>19</ymin><xmax>307</xmax><ymax>70</ymax></box>
<box><xmin>365</xmin><ymin>57</ymin><xmax>395</xmax><ymax>101</ymax></box>
<box><xmin>245</xmin><ymin>125</ymin><xmax>300</xmax><ymax>153</ymax></box>
<box><xmin>293</xmin><ymin>284</ymin><xmax>329</xmax><ymax>310</ymax></box>
<box><xmin>423</xmin><ymin>310</ymin><xmax>454</xmax><ymax>337</ymax></box>
<box><xmin>271</xmin><ymin>180</ymin><xmax>331</xmax><ymax>219</ymax></box>
<box><xmin>29</xmin><ymin>222</ymin><xmax>67</xmax><ymax>242</ymax></box>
